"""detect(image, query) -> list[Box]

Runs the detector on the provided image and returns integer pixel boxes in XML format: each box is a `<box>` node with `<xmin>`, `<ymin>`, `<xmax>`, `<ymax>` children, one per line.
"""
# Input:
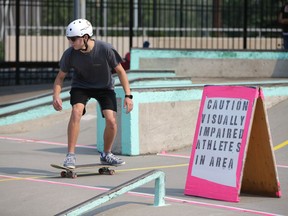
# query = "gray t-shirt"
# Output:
<box><xmin>59</xmin><ymin>40</ymin><xmax>123</xmax><ymax>89</ymax></box>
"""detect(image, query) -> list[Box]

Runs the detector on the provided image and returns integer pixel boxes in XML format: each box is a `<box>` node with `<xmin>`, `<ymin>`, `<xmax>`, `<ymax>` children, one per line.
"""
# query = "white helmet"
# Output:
<box><xmin>66</xmin><ymin>19</ymin><xmax>93</xmax><ymax>37</ymax></box>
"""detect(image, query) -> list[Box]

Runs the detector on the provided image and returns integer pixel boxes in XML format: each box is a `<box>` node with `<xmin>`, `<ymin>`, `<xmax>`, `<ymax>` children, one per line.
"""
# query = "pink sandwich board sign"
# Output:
<box><xmin>184</xmin><ymin>85</ymin><xmax>281</xmax><ymax>202</ymax></box>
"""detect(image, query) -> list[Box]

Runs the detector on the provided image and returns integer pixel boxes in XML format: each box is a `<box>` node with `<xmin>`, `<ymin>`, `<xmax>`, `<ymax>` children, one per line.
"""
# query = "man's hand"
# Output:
<box><xmin>53</xmin><ymin>96</ymin><xmax>63</xmax><ymax>111</ymax></box>
<box><xmin>124</xmin><ymin>97</ymin><xmax>133</xmax><ymax>114</ymax></box>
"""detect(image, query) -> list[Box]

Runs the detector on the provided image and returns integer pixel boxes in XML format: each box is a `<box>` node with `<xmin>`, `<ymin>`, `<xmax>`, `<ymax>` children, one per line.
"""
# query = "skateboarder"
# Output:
<box><xmin>52</xmin><ymin>19</ymin><xmax>133</xmax><ymax>168</ymax></box>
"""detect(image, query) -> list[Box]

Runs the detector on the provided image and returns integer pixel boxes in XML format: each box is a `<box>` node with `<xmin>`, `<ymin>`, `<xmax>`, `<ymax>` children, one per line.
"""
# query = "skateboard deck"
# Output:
<box><xmin>51</xmin><ymin>163</ymin><xmax>117</xmax><ymax>178</ymax></box>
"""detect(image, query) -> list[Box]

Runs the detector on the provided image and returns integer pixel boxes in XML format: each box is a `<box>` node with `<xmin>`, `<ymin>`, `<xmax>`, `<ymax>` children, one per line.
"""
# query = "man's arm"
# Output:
<box><xmin>114</xmin><ymin>63</ymin><xmax>133</xmax><ymax>113</ymax></box>
<box><xmin>53</xmin><ymin>70</ymin><xmax>67</xmax><ymax>111</ymax></box>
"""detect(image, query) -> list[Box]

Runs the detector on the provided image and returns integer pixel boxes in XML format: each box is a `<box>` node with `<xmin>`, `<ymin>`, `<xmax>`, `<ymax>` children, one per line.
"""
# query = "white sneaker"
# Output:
<box><xmin>100</xmin><ymin>152</ymin><xmax>125</xmax><ymax>166</ymax></box>
<box><xmin>63</xmin><ymin>153</ymin><xmax>76</xmax><ymax>169</ymax></box>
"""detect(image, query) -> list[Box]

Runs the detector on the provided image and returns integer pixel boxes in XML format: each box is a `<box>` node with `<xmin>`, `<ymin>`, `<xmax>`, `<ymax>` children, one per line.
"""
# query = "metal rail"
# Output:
<box><xmin>56</xmin><ymin>170</ymin><xmax>166</xmax><ymax>216</ymax></box>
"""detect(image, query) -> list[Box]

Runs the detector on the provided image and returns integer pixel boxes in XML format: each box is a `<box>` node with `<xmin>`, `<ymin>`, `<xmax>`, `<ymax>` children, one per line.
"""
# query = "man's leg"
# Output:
<box><xmin>100</xmin><ymin>109</ymin><xmax>125</xmax><ymax>165</ymax></box>
<box><xmin>67</xmin><ymin>103</ymin><xmax>85</xmax><ymax>153</ymax></box>
<box><xmin>63</xmin><ymin>103</ymin><xmax>85</xmax><ymax>168</ymax></box>
<box><xmin>102</xmin><ymin>109</ymin><xmax>117</xmax><ymax>153</ymax></box>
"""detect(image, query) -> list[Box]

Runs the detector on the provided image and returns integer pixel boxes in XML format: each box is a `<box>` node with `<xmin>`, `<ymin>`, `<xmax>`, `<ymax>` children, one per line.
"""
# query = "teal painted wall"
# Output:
<box><xmin>130</xmin><ymin>49</ymin><xmax>288</xmax><ymax>70</ymax></box>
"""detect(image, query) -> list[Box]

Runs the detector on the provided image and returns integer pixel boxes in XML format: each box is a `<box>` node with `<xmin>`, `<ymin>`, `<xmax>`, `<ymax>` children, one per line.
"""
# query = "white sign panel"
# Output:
<box><xmin>191</xmin><ymin>97</ymin><xmax>249</xmax><ymax>187</ymax></box>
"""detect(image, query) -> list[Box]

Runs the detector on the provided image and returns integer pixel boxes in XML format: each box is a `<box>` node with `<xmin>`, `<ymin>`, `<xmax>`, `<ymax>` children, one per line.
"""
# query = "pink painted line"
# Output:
<box><xmin>0</xmin><ymin>174</ymin><xmax>280</xmax><ymax>216</ymax></box>
<box><xmin>277</xmin><ymin>164</ymin><xmax>288</xmax><ymax>168</ymax></box>
<box><xmin>0</xmin><ymin>136</ymin><xmax>96</xmax><ymax>149</ymax></box>
<box><xmin>157</xmin><ymin>151</ymin><xmax>190</xmax><ymax>159</ymax></box>
<box><xmin>0</xmin><ymin>175</ymin><xmax>13</xmax><ymax>180</ymax></box>
<box><xmin>165</xmin><ymin>197</ymin><xmax>280</xmax><ymax>216</ymax></box>
<box><xmin>0</xmin><ymin>174</ymin><xmax>108</xmax><ymax>191</ymax></box>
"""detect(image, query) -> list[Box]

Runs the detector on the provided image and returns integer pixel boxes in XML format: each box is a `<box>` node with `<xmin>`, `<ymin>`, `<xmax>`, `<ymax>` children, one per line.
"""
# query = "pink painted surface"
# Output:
<box><xmin>185</xmin><ymin>86</ymin><xmax>259</xmax><ymax>202</ymax></box>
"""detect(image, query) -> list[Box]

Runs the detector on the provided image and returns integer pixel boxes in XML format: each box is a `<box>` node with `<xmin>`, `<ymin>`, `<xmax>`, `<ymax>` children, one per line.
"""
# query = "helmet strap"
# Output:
<box><xmin>80</xmin><ymin>37</ymin><xmax>89</xmax><ymax>52</ymax></box>
<box><xmin>80</xmin><ymin>39</ymin><xmax>88</xmax><ymax>52</ymax></box>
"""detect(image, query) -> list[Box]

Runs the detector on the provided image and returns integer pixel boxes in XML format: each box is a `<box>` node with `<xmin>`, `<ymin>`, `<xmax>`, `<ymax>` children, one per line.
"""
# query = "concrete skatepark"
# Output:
<box><xmin>0</xmin><ymin>49</ymin><xmax>288</xmax><ymax>215</ymax></box>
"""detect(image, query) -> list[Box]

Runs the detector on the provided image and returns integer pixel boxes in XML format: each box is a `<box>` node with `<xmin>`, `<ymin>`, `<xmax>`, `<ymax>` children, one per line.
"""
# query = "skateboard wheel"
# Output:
<box><xmin>61</xmin><ymin>171</ymin><xmax>67</xmax><ymax>178</ymax></box>
<box><xmin>109</xmin><ymin>169</ymin><xmax>115</xmax><ymax>175</ymax></box>
<box><xmin>98</xmin><ymin>168</ymin><xmax>105</xmax><ymax>175</ymax></box>
<box><xmin>66</xmin><ymin>171</ymin><xmax>74</xmax><ymax>178</ymax></box>
<box><xmin>71</xmin><ymin>173</ymin><xmax>77</xmax><ymax>179</ymax></box>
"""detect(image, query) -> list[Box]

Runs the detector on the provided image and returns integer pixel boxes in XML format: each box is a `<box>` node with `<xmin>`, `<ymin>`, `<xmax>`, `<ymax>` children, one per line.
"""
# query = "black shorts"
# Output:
<box><xmin>70</xmin><ymin>88</ymin><xmax>117</xmax><ymax>117</ymax></box>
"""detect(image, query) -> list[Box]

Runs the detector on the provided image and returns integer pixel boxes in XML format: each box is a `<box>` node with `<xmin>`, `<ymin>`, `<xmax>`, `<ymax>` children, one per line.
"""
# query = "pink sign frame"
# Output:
<box><xmin>185</xmin><ymin>85</ymin><xmax>259</xmax><ymax>202</ymax></box>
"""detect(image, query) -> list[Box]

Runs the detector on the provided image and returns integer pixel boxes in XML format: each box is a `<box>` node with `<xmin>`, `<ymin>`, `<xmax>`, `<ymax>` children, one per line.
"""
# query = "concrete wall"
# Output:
<box><xmin>130</xmin><ymin>49</ymin><xmax>288</xmax><ymax>78</ymax></box>
<box><xmin>95</xmin><ymin>49</ymin><xmax>288</xmax><ymax>156</ymax></box>
<box><xmin>138</xmin><ymin>100</ymin><xmax>200</xmax><ymax>154</ymax></box>
<box><xmin>96</xmin><ymin>86</ymin><xmax>203</xmax><ymax>155</ymax></box>
<box><xmin>96</xmin><ymin>82</ymin><xmax>288</xmax><ymax>156</ymax></box>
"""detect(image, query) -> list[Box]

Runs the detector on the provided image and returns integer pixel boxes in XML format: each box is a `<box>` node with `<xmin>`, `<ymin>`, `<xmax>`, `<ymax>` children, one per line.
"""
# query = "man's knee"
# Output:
<box><xmin>71</xmin><ymin>105</ymin><xmax>84</xmax><ymax>121</ymax></box>
<box><xmin>105</xmin><ymin>117</ymin><xmax>117</xmax><ymax>130</ymax></box>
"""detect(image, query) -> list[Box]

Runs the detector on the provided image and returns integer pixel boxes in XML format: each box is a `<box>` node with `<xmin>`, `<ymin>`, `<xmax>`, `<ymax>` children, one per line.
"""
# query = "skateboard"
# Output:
<box><xmin>50</xmin><ymin>163</ymin><xmax>116</xmax><ymax>178</ymax></box>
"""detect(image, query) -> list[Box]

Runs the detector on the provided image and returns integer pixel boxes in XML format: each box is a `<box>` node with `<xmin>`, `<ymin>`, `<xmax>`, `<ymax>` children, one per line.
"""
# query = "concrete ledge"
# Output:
<box><xmin>97</xmin><ymin>81</ymin><xmax>288</xmax><ymax>156</ymax></box>
<box><xmin>130</xmin><ymin>49</ymin><xmax>288</xmax><ymax>78</ymax></box>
